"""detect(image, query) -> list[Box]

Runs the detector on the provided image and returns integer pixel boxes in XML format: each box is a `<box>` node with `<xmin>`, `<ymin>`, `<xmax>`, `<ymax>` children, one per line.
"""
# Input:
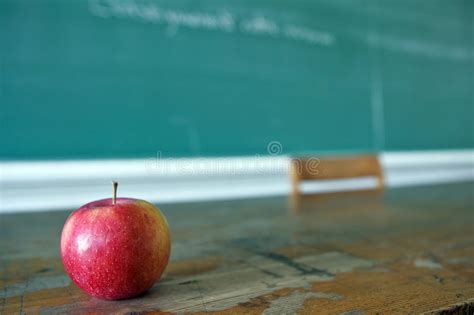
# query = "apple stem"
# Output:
<box><xmin>112</xmin><ymin>181</ymin><xmax>118</xmax><ymax>205</ymax></box>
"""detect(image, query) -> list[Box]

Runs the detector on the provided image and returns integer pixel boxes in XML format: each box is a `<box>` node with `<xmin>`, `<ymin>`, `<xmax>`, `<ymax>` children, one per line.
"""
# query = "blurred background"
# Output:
<box><xmin>1</xmin><ymin>0</ymin><xmax>473</xmax><ymax>212</ymax></box>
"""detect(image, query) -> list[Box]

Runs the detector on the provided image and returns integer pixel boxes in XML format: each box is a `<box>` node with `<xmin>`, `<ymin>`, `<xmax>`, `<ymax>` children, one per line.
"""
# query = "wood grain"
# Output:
<box><xmin>1</xmin><ymin>182</ymin><xmax>473</xmax><ymax>314</ymax></box>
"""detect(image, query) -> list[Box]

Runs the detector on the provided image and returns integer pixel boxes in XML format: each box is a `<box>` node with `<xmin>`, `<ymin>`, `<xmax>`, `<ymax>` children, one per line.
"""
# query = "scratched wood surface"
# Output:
<box><xmin>1</xmin><ymin>182</ymin><xmax>474</xmax><ymax>314</ymax></box>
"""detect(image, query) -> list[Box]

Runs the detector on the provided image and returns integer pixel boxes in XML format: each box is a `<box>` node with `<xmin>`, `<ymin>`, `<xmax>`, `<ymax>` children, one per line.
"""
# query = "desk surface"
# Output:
<box><xmin>1</xmin><ymin>182</ymin><xmax>474</xmax><ymax>314</ymax></box>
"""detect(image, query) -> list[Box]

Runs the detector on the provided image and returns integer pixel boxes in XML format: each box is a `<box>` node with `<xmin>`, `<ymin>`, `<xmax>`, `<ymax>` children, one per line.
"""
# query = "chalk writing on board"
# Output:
<box><xmin>89</xmin><ymin>0</ymin><xmax>336</xmax><ymax>47</ymax></box>
<box><xmin>374</xmin><ymin>33</ymin><xmax>472</xmax><ymax>61</ymax></box>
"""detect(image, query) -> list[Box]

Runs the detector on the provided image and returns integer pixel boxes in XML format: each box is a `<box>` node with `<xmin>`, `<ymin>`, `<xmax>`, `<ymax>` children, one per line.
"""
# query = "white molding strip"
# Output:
<box><xmin>1</xmin><ymin>150</ymin><xmax>473</xmax><ymax>213</ymax></box>
<box><xmin>380</xmin><ymin>150</ymin><xmax>474</xmax><ymax>167</ymax></box>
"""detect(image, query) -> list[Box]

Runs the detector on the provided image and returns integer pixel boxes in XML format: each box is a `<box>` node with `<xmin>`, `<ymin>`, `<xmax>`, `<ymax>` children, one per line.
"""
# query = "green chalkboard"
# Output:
<box><xmin>1</xmin><ymin>0</ymin><xmax>472</xmax><ymax>160</ymax></box>
<box><xmin>372</xmin><ymin>0</ymin><xmax>474</xmax><ymax>150</ymax></box>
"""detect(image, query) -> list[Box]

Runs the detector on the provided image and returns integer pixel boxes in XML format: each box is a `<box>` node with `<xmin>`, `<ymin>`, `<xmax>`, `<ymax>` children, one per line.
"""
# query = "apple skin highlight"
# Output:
<box><xmin>60</xmin><ymin>198</ymin><xmax>171</xmax><ymax>300</ymax></box>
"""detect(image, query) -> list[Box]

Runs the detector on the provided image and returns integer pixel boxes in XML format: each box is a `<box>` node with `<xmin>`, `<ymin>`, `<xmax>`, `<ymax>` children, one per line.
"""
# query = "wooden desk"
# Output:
<box><xmin>1</xmin><ymin>182</ymin><xmax>473</xmax><ymax>314</ymax></box>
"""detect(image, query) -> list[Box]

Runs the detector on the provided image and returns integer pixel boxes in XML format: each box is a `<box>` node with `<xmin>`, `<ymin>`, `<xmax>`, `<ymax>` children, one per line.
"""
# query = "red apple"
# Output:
<box><xmin>60</xmin><ymin>182</ymin><xmax>171</xmax><ymax>300</ymax></box>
